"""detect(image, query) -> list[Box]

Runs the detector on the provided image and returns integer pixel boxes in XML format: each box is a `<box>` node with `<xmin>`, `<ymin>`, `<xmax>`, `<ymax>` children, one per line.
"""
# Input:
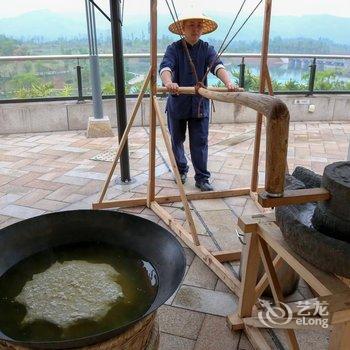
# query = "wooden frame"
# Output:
<box><xmin>92</xmin><ymin>0</ymin><xmax>333</xmax><ymax>327</ymax></box>
<box><xmin>92</xmin><ymin>0</ymin><xmax>284</xmax><ymax>295</ymax></box>
<box><xmin>229</xmin><ymin>213</ymin><xmax>350</xmax><ymax>349</ymax></box>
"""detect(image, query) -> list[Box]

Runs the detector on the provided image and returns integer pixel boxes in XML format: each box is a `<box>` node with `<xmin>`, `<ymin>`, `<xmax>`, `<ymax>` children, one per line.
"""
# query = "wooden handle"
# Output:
<box><xmin>199</xmin><ymin>88</ymin><xmax>290</xmax><ymax>197</ymax></box>
<box><xmin>157</xmin><ymin>86</ymin><xmax>244</xmax><ymax>94</ymax></box>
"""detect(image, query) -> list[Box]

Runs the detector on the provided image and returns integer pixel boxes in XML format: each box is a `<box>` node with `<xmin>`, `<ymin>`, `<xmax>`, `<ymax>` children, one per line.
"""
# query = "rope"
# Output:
<box><xmin>216</xmin><ymin>0</ymin><xmax>247</xmax><ymax>63</ymax></box>
<box><xmin>201</xmin><ymin>0</ymin><xmax>263</xmax><ymax>83</ymax></box>
<box><xmin>202</xmin><ymin>0</ymin><xmax>247</xmax><ymax>83</ymax></box>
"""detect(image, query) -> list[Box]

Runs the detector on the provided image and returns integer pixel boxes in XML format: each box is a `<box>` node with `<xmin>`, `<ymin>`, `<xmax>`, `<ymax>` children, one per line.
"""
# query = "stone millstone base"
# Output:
<box><xmin>86</xmin><ymin>117</ymin><xmax>114</xmax><ymax>138</ymax></box>
<box><xmin>0</xmin><ymin>313</ymin><xmax>159</xmax><ymax>350</ymax></box>
<box><xmin>276</xmin><ymin>166</ymin><xmax>350</xmax><ymax>278</ymax></box>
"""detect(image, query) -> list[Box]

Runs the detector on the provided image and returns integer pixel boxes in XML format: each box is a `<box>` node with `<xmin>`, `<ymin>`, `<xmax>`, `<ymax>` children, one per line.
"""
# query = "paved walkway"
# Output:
<box><xmin>0</xmin><ymin>122</ymin><xmax>349</xmax><ymax>349</ymax></box>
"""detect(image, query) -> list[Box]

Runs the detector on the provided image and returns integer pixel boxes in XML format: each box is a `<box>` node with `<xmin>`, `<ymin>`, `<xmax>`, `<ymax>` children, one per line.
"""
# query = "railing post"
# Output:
<box><xmin>76</xmin><ymin>59</ymin><xmax>84</xmax><ymax>102</ymax></box>
<box><xmin>110</xmin><ymin>0</ymin><xmax>131</xmax><ymax>182</ymax></box>
<box><xmin>238</xmin><ymin>57</ymin><xmax>245</xmax><ymax>88</ymax></box>
<box><xmin>307</xmin><ymin>57</ymin><xmax>317</xmax><ymax>96</ymax></box>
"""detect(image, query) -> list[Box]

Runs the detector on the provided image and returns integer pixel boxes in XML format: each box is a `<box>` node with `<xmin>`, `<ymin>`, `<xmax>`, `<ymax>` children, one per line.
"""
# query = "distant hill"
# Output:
<box><xmin>0</xmin><ymin>10</ymin><xmax>349</xmax><ymax>45</ymax></box>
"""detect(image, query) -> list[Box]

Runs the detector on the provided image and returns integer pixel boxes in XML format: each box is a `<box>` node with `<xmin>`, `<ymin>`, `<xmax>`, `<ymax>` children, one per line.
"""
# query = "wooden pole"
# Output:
<box><xmin>97</xmin><ymin>69</ymin><xmax>151</xmax><ymax>203</ymax></box>
<box><xmin>258</xmin><ymin>237</ymin><xmax>299</xmax><ymax>349</ymax></box>
<box><xmin>265</xmin><ymin>65</ymin><xmax>274</xmax><ymax>96</ymax></box>
<box><xmin>147</xmin><ymin>0</ymin><xmax>157</xmax><ymax>207</ymax></box>
<box><xmin>153</xmin><ymin>97</ymin><xmax>200</xmax><ymax>245</ymax></box>
<box><xmin>157</xmin><ymin>86</ymin><xmax>236</xmax><ymax>94</ymax></box>
<box><xmin>238</xmin><ymin>233</ymin><xmax>261</xmax><ymax>318</ymax></box>
<box><xmin>250</xmin><ymin>0</ymin><xmax>273</xmax><ymax>192</ymax></box>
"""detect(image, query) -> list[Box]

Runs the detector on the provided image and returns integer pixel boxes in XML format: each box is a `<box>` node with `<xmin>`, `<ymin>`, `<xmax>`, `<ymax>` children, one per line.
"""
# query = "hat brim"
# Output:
<box><xmin>168</xmin><ymin>17</ymin><xmax>218</xmax><ymax>35</ymax></box>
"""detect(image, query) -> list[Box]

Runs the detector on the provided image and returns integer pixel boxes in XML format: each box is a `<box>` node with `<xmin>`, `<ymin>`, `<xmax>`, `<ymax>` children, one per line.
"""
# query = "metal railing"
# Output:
<box><xmin>1</xmin><ymin>52</ymin><xmax>350</xmax><ymax>103</ymax></box>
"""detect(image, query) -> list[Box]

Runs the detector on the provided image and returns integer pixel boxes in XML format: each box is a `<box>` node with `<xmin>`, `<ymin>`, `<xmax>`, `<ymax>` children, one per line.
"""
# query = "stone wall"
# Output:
<box><xmin>0</xmin><ymin>94</ymin><xmax>349</xmax><ymax>134</ymax></box>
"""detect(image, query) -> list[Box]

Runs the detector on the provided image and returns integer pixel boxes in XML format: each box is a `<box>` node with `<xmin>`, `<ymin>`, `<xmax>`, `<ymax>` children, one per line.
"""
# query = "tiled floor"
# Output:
<box><xmin>0</xmin><ymin>122</ymin><xmax>349</xmax><ymax>349</ymax></box>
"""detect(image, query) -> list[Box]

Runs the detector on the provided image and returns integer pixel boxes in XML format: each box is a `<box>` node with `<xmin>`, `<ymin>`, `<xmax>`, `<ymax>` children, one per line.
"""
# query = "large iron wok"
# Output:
<box><xmin>0</xmin><ymin>210</ymin><xmax>186</xmax><ymax>349</ymax></box>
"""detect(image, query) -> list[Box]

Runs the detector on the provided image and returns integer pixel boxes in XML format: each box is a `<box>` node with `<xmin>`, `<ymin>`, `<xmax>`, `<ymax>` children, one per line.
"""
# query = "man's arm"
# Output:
<box><xmin>207</xmin><ymin>45</ymin><xmax>242</xmax><ymax>91</ymax></box>
<box><xmin>160</xmin><ymin>70</ymin><xmax>179</xmax><ymax>94</ymax></box>
<box><xmin>159</xmin><ymin>44</ymin><xmax>179</xmax><ymax>94</ymax></box>
<box><xmin>216</xmin><ymin>68</ymin><xmax>241</xmax><ymax>91</ymax></box>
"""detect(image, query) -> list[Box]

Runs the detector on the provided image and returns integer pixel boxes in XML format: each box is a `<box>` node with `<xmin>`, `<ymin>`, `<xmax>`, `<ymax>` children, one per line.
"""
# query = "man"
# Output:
<box><xmin>159</xmin><ymin>12</ymin><xmax>239</xmax><ymax>191</ymax></box>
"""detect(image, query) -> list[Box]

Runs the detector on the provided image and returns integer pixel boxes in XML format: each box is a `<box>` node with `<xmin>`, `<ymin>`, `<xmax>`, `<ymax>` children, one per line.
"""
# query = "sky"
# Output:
<box><xmin>0</xmin><ymin>0</ymin><xmax>350</xmax><ymax>19</ymax></box>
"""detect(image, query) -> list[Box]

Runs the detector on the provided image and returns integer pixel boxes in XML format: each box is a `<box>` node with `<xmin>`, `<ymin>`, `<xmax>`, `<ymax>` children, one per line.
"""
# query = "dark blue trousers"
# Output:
<box><xmin>167</xmin><ymin>115</ymin><xmax>210</xmax><ymax>182</ymax></box>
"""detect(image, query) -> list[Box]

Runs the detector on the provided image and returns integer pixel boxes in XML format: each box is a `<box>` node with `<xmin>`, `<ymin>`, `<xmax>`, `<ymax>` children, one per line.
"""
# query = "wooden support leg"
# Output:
<box><xmin>238</xmin><ymin>233</ymin><xmax>261</xmax><ymax>318</ymax></box>
<box><xmin>147</xmin><ymin>0</ymin><xmax>157</xmax><ymax>207</ymax></box>
<box><xmin>97</xmin><ymin>69</ymin><xmax>151</xmax><ymax>203</ymax></box>
<box><xmin>329</xmin><ymin>322</ymin><xmax>350</xmax><ymax>350</ymax></box>
<box><xmin>153</xmin><ymin>96</ymin><xmax>200</xmax><ymax>245</ymax></box>
<box><xmin>230</xmin><ymin>232</ymin><xmax>272</xmax><ymax>349</ymax></box>
<box><xmin>265</xmin><ymin>65</ymin><xmax>291</xmax><ymax>177</ymax></box>
<box><xmin>251</xmin><ymin>0</ymin><xmax>273</xmax><ymax>193</ymax></box>
<box><xmin>258</xmin><ymin>237</ymin><xmax>299</xmax><ymax>350</ymax></box>
<box><xmin>265</xmin><ymin>65</ymin><xmax>274</xmax><ymax>96</ymax></box>
<box><xmin>255</xmin><ymin>255</ymin><xmax>284</xmax><ymax>300</ymax></box>
<box><xmin>251</xmin><ymin>112</ymin><xmax>263</xmax><ymax>193</ymax></box>
<box><xmin>150</xmin><ymin>201</ymin><xmax>241</xmax><ymax>294</ymax></box>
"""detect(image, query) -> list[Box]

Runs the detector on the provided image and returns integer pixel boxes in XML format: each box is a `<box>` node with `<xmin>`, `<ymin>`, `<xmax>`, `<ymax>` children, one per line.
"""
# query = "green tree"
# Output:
<box><xmin>9</xmin><ymin>72</ymin><xmax>40</xmax><ymax>90</ymax></box>
<box><xmin>59</xmin><ymin>84</ymin><xmax>73</xmax><ymax>97</ymax></box>
<box><xmin>102</xmin><ymin>81</ymin><xmax>115</xmax><ymax>95</ymax></box>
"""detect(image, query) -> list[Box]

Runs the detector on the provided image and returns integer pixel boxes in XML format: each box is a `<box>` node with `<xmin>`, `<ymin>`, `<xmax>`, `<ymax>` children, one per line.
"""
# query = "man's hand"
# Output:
<box><xmin>225</xmin><ymin>82</ymin><xmax>244</xmax><ymax>92</ymax></box>
<box><xmin>165</xmin><ymin>82</ymin><xmax>179</xmax><ymax>94</ymax></box>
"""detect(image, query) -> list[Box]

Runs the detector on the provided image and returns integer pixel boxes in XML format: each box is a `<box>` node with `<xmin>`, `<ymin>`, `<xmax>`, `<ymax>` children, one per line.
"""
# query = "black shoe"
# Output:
<box><xmin>175</xmin><ymin>173</ymin><xmax>187</xmax><ymax>185</ymax></box>
<box><xmin>195</xmin><ymin>180</ymin><xmax>213</xmax><ymax>192</ymax></box>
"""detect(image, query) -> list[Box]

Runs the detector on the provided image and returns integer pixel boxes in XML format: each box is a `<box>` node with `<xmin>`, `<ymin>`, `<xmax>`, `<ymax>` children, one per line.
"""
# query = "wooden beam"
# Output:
<box><xmin>147</xmin><ymin>0</ymin><xmax>157</xmax><ymax>206</ymax></box>
<box><xmin>249</xmin><ymin>190</ymin><xmax>272</xmax><ymax>214</ymax></box>
<box><xmin>329</xmin><ymin>322</ymin><xmax>350</xmax><ymax>350</ymax></box>
<box><xmin>244</xmin><ymin>316</ymin><xmax>325</xmax><ymax>330</ymax></box>
<box><xmin>212</xmin><ymin>250</ymin><xmax>241</xmax><ymax>263</ymax></box>
<box><xmin>321</xmin><ymin>291</ymin><xmax>350</xmax><ymax>325</ymax></box>
<box><xmin>227</xmin><ymin>313</ymin><xmax>244</xmax><ymax>331</ymax></box>
<box><xmin>238</xmin><ymin>233</ymin><xmax>261</xmax><ymax>318</ymax></box>
<box><xmin>93</xmin><ymin>197</ymin><xmax>146</xmax><ymax>209</ymax></box>
<box><xmin>97</xmin><ymin>69</ymin><xmax>151</xmax><ymax>204</ymax></box>
<box><xmin>238</xmin><ymin>213</ymin><xmax>276</xmax><ymax>234</ymax></box>
<box><xmin>257</xmin><ymin>222</ymin><xmax>349</xmax><ymax>296</ymax></box>
<box><xmin>258</xmin><ymin>237</ymin><xmax>299</xmax><ymax>349</ymax></box>
<box><xmin>92</xmin><ymin>187</ymin><xmax>251</xmax><ymax>210</ymax></box>
<box><xmin>197</xmin><ymin>89</ymin><xmax>282</xmax><ymax>119</ymax></box>
<box><xmin>157</xmin><ymin>86</ymin><xmax>232</xmax><ymax>94</ymax></box>
<box><xmin>245</xmin><ymin>325</ymin><xmax>273</xmax><ymax>350</ymax></box>
<box><xmin>153</xmin><ymin>97</ymin><xmax>199</xmax><ymax>245</ymax></box>
<box><xmin>155</xmin><ymin>187</ymin><xmax>250</xmax><ymax>202</ymax></box>
<box><xmin>251</xmin><ymin>0</ymin><xmax>273</xmax><ymax>193</ymax></box>
<box><xmin>258</xmin><ymin>188</ymin><xmax>331</xmax><ymax>207</ymax></box>
<box><xmin>265</xmin><ymin>65</ymin><xmax>274</xmax><ymax>96</ymax></box>
<box><xmin>285</xmin><ymin>292</ymin><xmax>350</xmax><ymax>325</ymax></box>
<box><xmin>255</xmin><ymin>255</ymin><xmax>284</xmax><ymax>299</ymax></box>
<box><xmin>150</xmin><ymin>201</ymin><xmax>241</xmax><ymax>295</ymax></box>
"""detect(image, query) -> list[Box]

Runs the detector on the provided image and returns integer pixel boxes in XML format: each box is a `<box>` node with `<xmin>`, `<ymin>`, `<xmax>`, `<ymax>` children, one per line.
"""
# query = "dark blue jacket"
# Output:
<box><xmin>159</xmin><ymin>39</ymin><xmax>224</xmax><ymax>119</ymax></box>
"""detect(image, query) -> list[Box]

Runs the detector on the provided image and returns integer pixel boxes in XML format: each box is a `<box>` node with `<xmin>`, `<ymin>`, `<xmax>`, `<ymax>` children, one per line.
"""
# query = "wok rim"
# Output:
<box><xmin>0</xmin><ymin>209</ymin><xmax>186</xmax><ymax>349</ymax></box>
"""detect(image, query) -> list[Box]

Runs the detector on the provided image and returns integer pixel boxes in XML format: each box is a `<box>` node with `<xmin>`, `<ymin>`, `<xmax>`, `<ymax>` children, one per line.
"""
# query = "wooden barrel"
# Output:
<box><xmin>0</xmin><ymin>313</ymin><xmax>159</xmax><ymax>350</ymax></box>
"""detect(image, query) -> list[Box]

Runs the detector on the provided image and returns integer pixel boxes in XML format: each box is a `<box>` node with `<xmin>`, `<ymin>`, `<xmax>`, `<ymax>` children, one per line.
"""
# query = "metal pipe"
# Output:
<box><xmin>307</xmin><ymin>58</ymin><xmax>317</xmax><ymax>96</ymax></box>
<box><xmin>1</xmin><ymin>53</ymin><xmax>350</xmax><ymax>62</ymax></box>
<box><xmin>238</xmin><ymin>57</ymin><xmax>245</xmax><ymax>88</ymax></box>
<box><xmin>76</xmin><ymin>63</ymin><xmax>84</xmax><ymax>102</ymax></box>
<box><xmin>110</xmin><ymin>0</ymin><xmax>131</xmax><ymax>182</ymax></box>
<box><xmin>85</xmin><ymin>0</ymin><xmax>104</xmax><ymax>119</ymax></box>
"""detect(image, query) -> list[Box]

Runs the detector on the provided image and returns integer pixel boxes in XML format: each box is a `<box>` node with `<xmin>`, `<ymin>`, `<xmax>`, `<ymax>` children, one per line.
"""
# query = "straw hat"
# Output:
<box><xmin>168</xmin><ymin>4</ymin><xmax>218</xmax><ymax>35</ymax></box>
